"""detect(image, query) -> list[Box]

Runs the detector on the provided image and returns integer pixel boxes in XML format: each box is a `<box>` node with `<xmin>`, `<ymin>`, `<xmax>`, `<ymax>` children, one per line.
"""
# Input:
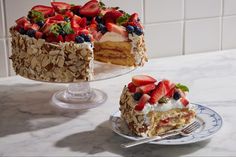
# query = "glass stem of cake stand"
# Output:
<box><xmin>52</xmin><ymin>81</ymin><xmax>107</xmax><ymax>110</ymax></box>
<box><xmin>64</xmin><ymin>82</ymin><xmax>92</xmax><ymax>101</ymax></box>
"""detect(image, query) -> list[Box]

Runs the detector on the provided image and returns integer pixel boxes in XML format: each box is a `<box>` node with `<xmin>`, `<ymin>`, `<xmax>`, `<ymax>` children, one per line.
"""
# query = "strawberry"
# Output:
<box><xmin>137</xmin><ymin>83</ymin><xmax>156</xmax><ymax>94</ymax></box>
<box><xmin>41</xmin><ymin>23</ymin><xmax>54</xmax><ymax>34</ymax></box>
<box><xmin>91</xmin><ymin>17</ymin><xmax>98</xmax><ymax>25</ymax></box>
<box><xmin>106</xmin><ymin>23</ymin><xmax>128</xmax><ymax>37</ymax></box>
<box><xmin>79</xmin><ymin>0</ymin><xmax>100</xmax><ymax>17</ymax></box>
<box><xmin>71</xmin><ymin>5</ymin><xmax>81</xmax><ymax>14</ymax></box>
<box><xmin>89</xmin><ymin>23</ymin><xmax>97</xmax><ymax>32</ymax></box>
<box><xmin>91</xmin><ymin>30</ymin><xmax>102</xmax><ymax>41</ymax></box>
<box><xmin>128</xmin><ymin>82</ymin><xmax>136</xmax><ymax>93</ymax></box>
<box><xmin>71</xmin><ymin>15</ymin><xmax>81</xmax><ymax>29</ymax></box>
<box><xmin>31</xmin><ymin>5</ymin><xmax>55</xmax><ymax>17</ymax></box>
<box><xmin>129</xmin><ymin>13</ymin><xmax>138</xmax><ymax>22</ymax></box>
<box><xmin>79</xmin><ymin>17</ymin><xmax>87</xmax><ymax>28</ymax></box>
<box><xmin>16</xmin><ymin>17</ymin><xmax>29</xmax><ymax>27</ymax></box>
<box><xmin>149</xmin><ymin>82</ymin><xmax>167</xmax><ymax>104</ymax></box>
<box><xmin>180</xmin><ymin>98</ymin><xmax>189</xmax><ymax>107</ymax></box>
<box><xmin>48</xmin><ymin>14</ymin><xmax>64</xmax><ymax>22</ymax></box>
<box><xmin>64</xmin><ymin>11</ymin><xmax>74</xmax><ymax>18</ymax></box>
<box><xmin>65</xmin><ymin>34</ymin><xmax>76</xmax><ymax>42</ymax></box>
<box><xmin>51</xmin><ymin>2</ymin><xmax>71</xmax><ymax>14</ymax></box>
<box><xmin>103</xmin><ymin>10</ymin><xmax>123</xmax><ymax>23</ymax></box>
<box><xmin>166</xmin><ymin>88</ymin><xmax>175</xmax><ymax>98</ymax></box>
<box><xmin>162</xmin><ymin>79</ymin><xmax>175</xmax><ymax>94</ymax></box>
<box><xmin>31</xmin><ymin>23</ymin><xmax>40</xmax><ymax>31</ymax></box>
<box><xmin>46</xmin><ymin>34</ymin><xmax>64</xmax><ymax>42</ymax></box>
<box><xmin>132</xmin><ymin>75</ymin><xmax>157</xmax><ymax>87</ymax></box>
<box><xmin>100</xmin><ymin>7</ymin><xmax>117</xmax><ymax>16</ymax></box>
<box><xmin>35</xmin><ymin>31</ymin><xmax>43</xmax><ymax>39</ymax></box>
<box><xmin>134</xmin><ymin>94</ymin><xmax>150</xmax><ymax>111</ymax></box>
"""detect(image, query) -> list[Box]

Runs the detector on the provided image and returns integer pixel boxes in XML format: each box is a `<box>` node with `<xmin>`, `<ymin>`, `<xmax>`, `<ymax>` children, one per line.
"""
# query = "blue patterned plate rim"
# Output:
<box><xmin>110</xmin><ymin>103</ymin><xmax>223</xmax><ymax>145</ymax></box>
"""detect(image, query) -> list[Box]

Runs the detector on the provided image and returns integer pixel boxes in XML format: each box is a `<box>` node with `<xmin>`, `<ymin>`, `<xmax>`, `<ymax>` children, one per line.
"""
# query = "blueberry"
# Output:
<box><xmin>36</xmin><ymin>21</ymin><xmax>44</xmax><ymax>27</ymax></box>
<box><xmin>75</xmin><ymin>36</ymin><xmax>84</xmax><ymax>43</ymax></box>
<box><xmin>64</xmin><ymin>17</ymin><xmax>70</xmax><ymax>22</ymax></box>
<box><xmin>126</xmin><ymin>25</ymin><xmax>134</xmax><ymax>33</ymax></box>
<box><xmin>83</xmin><ymin>35</ymin><xmax>91</xmax><ymax>42</ymax></box>
<box><xmin>26</xmin><ymin>29</ymin><xmax>36</xmax><ymax>37</ymax></box>
<box><xmin>98</xmin><ymin>23</ymin><xmax>107</xmax><ymax>34</ymax></box>
<box><xmin>134</xmin><ymin>26</ymin><xmax>143</xmax><ymax>36</ymax></box>
<box><xmin>95</xmin><ymin>16</ymin><xmax>103</xmax><ymax>23</ymax></box>
<box><xmin>133</xmin><ymin>92</ymin><xmax>142</xmax><ymax>101</ymax></box>
<box><xmin>19</xmin><ymin>28</ymin><xmax>26</xmax><ymax>35</ymax></box>
<box><xmin>173</xmin><ymin>92</ymin><xmax>181</xmax><ymax>100</ymax></box>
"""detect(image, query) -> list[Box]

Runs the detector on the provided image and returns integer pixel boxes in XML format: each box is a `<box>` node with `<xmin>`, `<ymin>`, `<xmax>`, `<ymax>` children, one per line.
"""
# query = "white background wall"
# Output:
<box><xmin>1</xmin><ymin>0</ymin><xmax>236</xmax><ymax>77</ymax></box>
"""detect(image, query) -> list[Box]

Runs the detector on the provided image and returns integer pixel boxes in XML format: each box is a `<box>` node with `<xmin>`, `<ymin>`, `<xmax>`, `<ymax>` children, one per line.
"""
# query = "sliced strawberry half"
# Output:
<box><xmin>31</xmin><ymin>5</ymin><xmax>55</xmax><ymax>17</ymax></box>
<box><xmin>35</xmin><ymin>31</ymin><xmax>43</xmax><ymax>39</ymax></box>
<box><xmin>79</xmin><ymin>0</ymin><xmax>100</xmax><ymax>17</ymax></box>
<box><xmin>149</xmin><ymin>82</ymin><xmax>167</xmax><ymax>104</ymax></box>
<box><xmin>106</xmin><ymin>23</ymin><xmax>128</xmax><ymax>37</ymax></box>
<box><xmin>132</xmin><ymin>75</ymin><xmax>157</xmax><ymax>87</ymax></box>
<box><xmin>64</xmin><ymin>11</ymin><xmax>74</xmax><ymax>18</ymax></box>
<box><xmin>79</xmin><ymin>17</ymin><xmax>87</xmax><ymax>28</ymax></box>
<box><xmin>129</xmin><ymin>13</ymin><xmax>138</xmax><ymax>22</ymax></box>
<box><xmin>134</xmin><ymin>94</ymin><xmax>150</xmax><ymax>111</ymax></box>
<box><xmin>128</xmin><ymin>82</ymin><xmax>136</xmax><ymax>93</ymax></box>
<box><xmin>162</xmin><ymin>79</ymin><xmax>175</xmax><ymax>94</ymax></box>
<box><xmin>16</xmin><ymin>17</ymin><xmax>29</xmax><ymax>27</ymax></box>
<box><xmin>41</xmin><ymin>22</ymin><xmax>54</xmax><ymax>34</ymax></box>
<box><xmin>48</xmin><ymin>14</ymin><xmax>64</xmax><ymax>22</ymax></box>
<box><xmin>71</xmin><ymin>15</ymin><xmax>82</xmax><ymax>29</ymax></box>
<box><xmin>103</xmin><ymin>10</ymin><xmax>123</xmax><ymax>23</ymax></box>
<box><xmin>51</xmin><ymin>2</ymin><xmax>71</xmax><ymax>13</ymax></box>
<box><xmin>65</xmin><ymin>34</ymin><xmax>76</xmax><ymax>42</ymax></box>
<box><xmin>137</xmin><ymin>83</ymin><xmax>156</xmax><ymax>94</ymax></box>
<box><xmin>180</xmin><ymin>98</ymin><xmax>189</xmax><ymax>107</ymax></box>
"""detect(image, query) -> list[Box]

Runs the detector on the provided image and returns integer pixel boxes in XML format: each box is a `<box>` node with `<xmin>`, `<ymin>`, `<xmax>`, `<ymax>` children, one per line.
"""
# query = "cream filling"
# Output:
<box><xmin>99</xmin><ymin>32</ymin><xmax>128</xmax><ymax>42</ymax></box>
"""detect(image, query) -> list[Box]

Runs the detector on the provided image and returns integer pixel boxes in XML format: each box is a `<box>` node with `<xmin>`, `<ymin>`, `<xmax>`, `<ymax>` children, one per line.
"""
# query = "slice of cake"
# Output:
<box><xmin>119</xmin><ymin>75</ymin><xmax>196</xmax><ymax>137</ymax></box>
<box><xmin>10</xmin><ymin>0</ymin><xmax>147</xmax><ymax>82</ymax></box>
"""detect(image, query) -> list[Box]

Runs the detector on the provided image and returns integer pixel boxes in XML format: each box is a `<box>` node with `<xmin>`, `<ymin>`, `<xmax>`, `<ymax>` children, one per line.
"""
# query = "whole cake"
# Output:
<box><xmin>10</xmin><ymin>0</ymin><xmax>147</xmax><ymax>82</ymax></box>
<box><xmin>119</xmin><ymin>75</ymin><xmax>196</xmax><ymax>137</ymax></box>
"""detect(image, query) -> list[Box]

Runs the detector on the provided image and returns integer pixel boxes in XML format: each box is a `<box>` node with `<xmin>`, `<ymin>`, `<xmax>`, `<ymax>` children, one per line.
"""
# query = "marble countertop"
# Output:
<box><xmin>1</xmin><ymin>50</ymin><xmax>236</xmax><ymax>157</ymax></box>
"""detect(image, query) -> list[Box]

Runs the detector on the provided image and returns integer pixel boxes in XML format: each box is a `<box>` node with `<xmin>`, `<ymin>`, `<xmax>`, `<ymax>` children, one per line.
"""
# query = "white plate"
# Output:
<box><xmin>110</xmin><ymin>103</ymin><xmax>223</xmax><ymax>145</ymax></box>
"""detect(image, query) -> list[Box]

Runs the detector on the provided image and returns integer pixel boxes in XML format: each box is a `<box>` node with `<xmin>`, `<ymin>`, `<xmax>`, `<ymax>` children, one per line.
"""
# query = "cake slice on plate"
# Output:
<box><xmin>119</xmin><ymin>75</ymin><xmax>196</xmax><ymax>137</ymax></box>
<box><xmin>10</xmin><ymin>0</ymin><xmax>147</xmax><ymax>82</ymax></box>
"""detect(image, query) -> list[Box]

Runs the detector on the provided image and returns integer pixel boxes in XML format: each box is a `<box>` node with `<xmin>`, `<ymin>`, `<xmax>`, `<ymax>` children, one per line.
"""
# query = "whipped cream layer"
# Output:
<box><xmin>99</xmin><ymin>32</ymin><xmax>128</xmax><ymax>42</ymax></box>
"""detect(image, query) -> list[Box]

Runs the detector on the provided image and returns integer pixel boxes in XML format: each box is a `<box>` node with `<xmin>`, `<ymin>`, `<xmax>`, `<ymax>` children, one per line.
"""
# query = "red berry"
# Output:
<box><xmin>79</xmin><ymin>0</ymin><xmax>100</xmax><ymax>17</ymax></box>
<box><xmin>129</xmin><ymin>13</ymin><xmax>138</xmax><ymax>22</ymax></box>
<box><xmin>137</xmin><ymin>83</ymin><xmax>156</xmax><ymax>94</ymax></box>
<box><xmin>65</xmin><ymin>34</ymin><xmax>76</xmax><ymax>42</ymax></box>
<box><xmin>149</xmin><ymin>82</ymin><xmax>167</xmax><ymax>104</ymax></box>
<box><xmin>16</xmin><ymin>17</ymin><xmax>29</xmax><ymax>27</ymax></box>
<box><xmin>132</xmin><ymin>75</ymin><xmax>157</xmax><ymax>87</ymax></box>
<box><xmin>79</xmin><ymin>17</ymin><xmax>87</xmax><ymax>28</ymax></box>
<box><xmin>103</xmin><ymin>10</ymin><xmax>123</xmax><ymax>23</ymax></box>
<box><xmin>180</xmin><ymin>98</ymin><xmax>189</xmax><ymax>107</ymax></box>
<box><xmin>51</xmin><ymin>2</ymin><xmax>71</xmax><ymax>13</ymax></box>
<box><xmin>134</xmin><ymin>94</ymin><xmax>150</xmax><ymax>111</ymax></box>
<box><xmin>106</xmin><ymin>22</ymin><xmax>128</xmax><ymax>37</ymax></box>
<box><xmin>31</xmin><ymin>5</ymin><xmax>55</xmax><ymax>17</ymax></box>
<box><xmin>35</xmin><ymin>31</ymin><xmax>43</xmax><ymax>39</ymax></box>
<box><xmin>71</xmin><ymin>15</ymin><xmax>82</xmax><ymax>29</ymax></box>
<box><xmin>128</xmin><ymin>82</ymin><xmax>136</xmax><ymax>93</ymax></box>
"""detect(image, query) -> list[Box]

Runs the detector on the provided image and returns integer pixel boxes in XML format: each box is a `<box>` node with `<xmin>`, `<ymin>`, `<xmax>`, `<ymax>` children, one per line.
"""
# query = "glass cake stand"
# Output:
<box><xmin>29</xmin><ymin>61</ymin><xmax>136</xmax><ymax>110</ymax></box>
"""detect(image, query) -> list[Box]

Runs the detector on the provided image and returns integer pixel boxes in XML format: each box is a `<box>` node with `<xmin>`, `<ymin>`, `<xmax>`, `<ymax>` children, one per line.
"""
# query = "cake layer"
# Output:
<box><xmin>94</xmin><ymin>35</ymin><xmax>147</xmax><ymax>67</ymax></box>
<box><xmin>10</xmin><ymin>28</ymin><xmax>94</xmax><ymax>82</ymax></box>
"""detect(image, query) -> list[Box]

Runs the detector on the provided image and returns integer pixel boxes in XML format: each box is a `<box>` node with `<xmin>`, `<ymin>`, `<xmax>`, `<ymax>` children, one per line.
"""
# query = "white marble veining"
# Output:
<box><xmin>1</xmin><ymin>49</ymin><xmax>236</xmax><ymax>156</ymax></box>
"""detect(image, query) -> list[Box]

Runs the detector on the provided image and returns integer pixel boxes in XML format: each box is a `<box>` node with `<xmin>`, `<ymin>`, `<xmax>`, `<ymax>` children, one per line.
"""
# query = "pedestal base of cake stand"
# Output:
<box><xmin>51</xmin><ymin>82</ymin><xmax>107</xmax><ymax>110</ymax></box>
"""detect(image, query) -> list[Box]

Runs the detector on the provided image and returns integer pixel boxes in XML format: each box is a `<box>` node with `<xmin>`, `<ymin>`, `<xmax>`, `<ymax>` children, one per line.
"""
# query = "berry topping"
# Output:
<box><xmin>180</xmin><ymin>98</ymin><xmax>189</xmax><ymax>107</ymax></box>
<box><xmin>35</xmin><ymin>31</ymin><xmax>43</xmax><ymax>39</ymax></box>
<box><xmin>19</xmin><ymin>28</ymin><xmax>26</xmax><ymax>35</ymax></box>
<box><xmin>16</xmin><ymin>17</ymin><xmax>29</xmax><ymax>27</ymax></box>
<box><xmin>106</xmin><ymin>22</ymin><xmax>128</xmax><ymax>37</ymax></box>
<box><xmin>132</xmin><ymin>75</ymin><xmax>157</xmax><ymax>87</ymax></box>
<box><xmin>79</xmin><ymin>17</ymin><xmax>87</xmax><ymax>28</ymax></box>
<box><xmin>26</xmin><ymin>29</ymin><xmax>36</xmax><ymax>37</ymax></box>
<box><xmin>129</xmin><ymin>13</ymin><xmax>138</xmax><ymax>22</ymax></box>
<box><xmin>31</xmin><ymin>5</ymin><xmax>55</xmax><ymax>17</ymax></box>
<box><xmin>83</xmin><ymin>34</ymin><xmax>91</xmax><ymax>42</ymax></box>
<box><xmin>79</xmin><ymin>0</ymin><xmax>100</xmax><ymax>17</ymax></box>
<box><xmin>134</xmin><ymin>26</ymin><xmax>143</xmax><ymax>36</ymax></box>
<box><xmin>173</xmin><ymin>91</ymin><xmax>181</xmax><ymax>100</ymax></box>
<box><xmin>36</xmin><ymin>21</ymin><xmax>44</xmax><ymax>27</ymax></box>
<box><xmin>65</xmin><ymin>34</ymin><xmax>76</xmax><ymax>42</ymax></box>
<box><xmin>133</xmin><ymin>92</ymin><xmax>142</xmax><ymax>101</ymax></box>
<box><xmin>98</xmin><ymin>23</ymin><xmax>107</xmax><ymax>34</ymax></box>
<box><xmin>71</xmin><ymin>15</ymin><xmax>82</xmax><ymax>29</ymax></box>
<box><xmin>71</xmin><ymin>5</ymin><xmax>81</xmax><ymax>15</ymax></box>
<box><xmin>128</xmin><ymin>82</ymin><xmax>136</xmax><ymax>93</ymax></box>
<box><xmin>137</xmin><ymin>83</ymin><xmax>156</xmax><ymax>94</ymax></box>
<box><xmin>103</xmin><ymin>10</ymin><xmax>123</xmax><ymax>24</ymax></box>
<box><xmin>126</xmin><ymin>25</ymin><xmax>134</xmax><ymax>33</ymax></box>
<box><xmin>51</xmin><ymin>2</ymin><xmax>71</xmax><ymax>13</ymax></box>
<box><xmin>149</xmin><ymin>82</ymin><xmax>167</xmax><ymax>104</ymax></box>
<box><xmin>75</xmin><ymin>36</ymin><xmax>84</xmax><ymax>43</ymax></box>
<box><xmin>134</xmin><ymin>94</ymin><xmax>150</xmax><ymax>111</ymax></box>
